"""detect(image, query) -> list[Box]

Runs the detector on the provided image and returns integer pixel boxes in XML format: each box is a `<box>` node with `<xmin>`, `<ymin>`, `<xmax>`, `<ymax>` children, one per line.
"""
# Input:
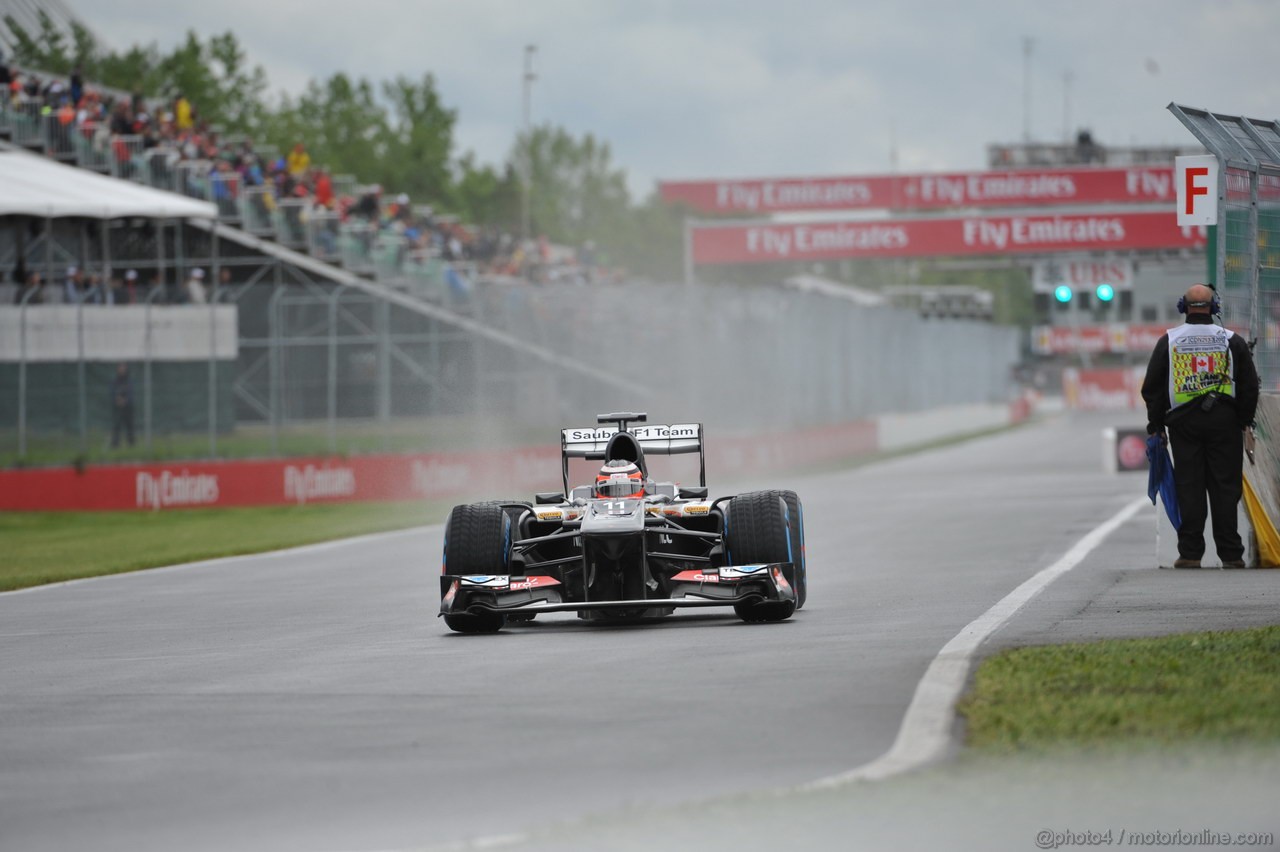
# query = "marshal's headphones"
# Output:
<box><xmin>1176</xmin><ymin>287</ymin><xmax>1222</xmax><ymax>316</ymax></box>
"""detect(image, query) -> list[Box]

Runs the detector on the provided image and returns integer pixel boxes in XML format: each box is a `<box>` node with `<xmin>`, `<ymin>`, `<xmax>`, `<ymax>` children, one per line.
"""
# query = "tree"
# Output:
<box><xmin>453</xmin><ymin>153</ymin><xmax>520</xmax><ymax>230</ymax></box>
<box><xmin>377</xmin><ymin>74</ymin><xmax>456</xmax><ymax>205</ymax></box>
<box><xmin>262</xmin><ymin>73</ymin><xmax>389</xmax><ymax>179</ymax></box>
<box><xmin>517</xmin><ymin>124</ymin><xmax>631</xmax><ymax>246</ymax></box>
<box><xmin>3</xmin><ymin>11</ymin><xmax>72</xmax><ymax>72</ymax></box>
<box><xmin>146</xmin><ymin>31</ymin><xmax>267</xmax><ymax>133</ymax></box>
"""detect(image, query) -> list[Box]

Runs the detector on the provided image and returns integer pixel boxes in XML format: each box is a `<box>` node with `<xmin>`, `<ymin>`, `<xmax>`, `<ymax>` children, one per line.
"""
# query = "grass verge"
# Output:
<box><xmin>0</xmin><ymin>499</ymin><xmax>459</xmax><ymax>592</ymax></box>
<box><xmin>957</xmin><ymin>626</ymin><xmax>1280</xmax><ymax>751</ymax></box>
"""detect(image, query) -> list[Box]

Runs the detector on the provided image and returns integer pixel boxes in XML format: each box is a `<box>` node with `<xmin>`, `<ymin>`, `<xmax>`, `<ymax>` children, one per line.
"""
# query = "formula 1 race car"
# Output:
<box><xmin>438</xmin><ymin>412</ymin><xmax>807</xmax><ymax>633</ymax></box>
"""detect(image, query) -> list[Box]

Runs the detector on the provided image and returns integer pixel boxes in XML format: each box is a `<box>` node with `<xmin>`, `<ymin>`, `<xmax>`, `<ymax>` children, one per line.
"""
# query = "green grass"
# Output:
<box><xmin>957</xmin><ymin>627</ymin><xmax>1280</xmax><ymax>751</ymax></box>
<box><xmin>0</xmin><ymin>500</ymin><xmax>460</xmax><ymax>592</ymax></box>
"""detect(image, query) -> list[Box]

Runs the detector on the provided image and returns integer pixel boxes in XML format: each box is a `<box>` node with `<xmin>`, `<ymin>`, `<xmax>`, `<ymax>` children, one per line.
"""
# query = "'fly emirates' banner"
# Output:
<box><xmin>690</xmin><ymin>211</ymin><xmax>1206</xmax><ymax>265</ymax></box>
<box><xmin>661</xmin><ymin>167</ymin><xmax>1175</xmax><ymax>213</ymax></box>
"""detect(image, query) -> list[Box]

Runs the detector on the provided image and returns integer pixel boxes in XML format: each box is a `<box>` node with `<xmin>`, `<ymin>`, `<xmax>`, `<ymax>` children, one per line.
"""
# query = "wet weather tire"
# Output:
<box><xmin>725</xmin><ymin>491</ymin><xmax>796</xmax><ymax>623</ymax></box>
<box><xmin>441</xmin><ymin>503</ymin><xmax>512</xmax><ymax>634</ymax></box>
<box><xmin>771</xmin><ymin>489</ymin><xmax>807</xmax><ymax>609</ymax></box>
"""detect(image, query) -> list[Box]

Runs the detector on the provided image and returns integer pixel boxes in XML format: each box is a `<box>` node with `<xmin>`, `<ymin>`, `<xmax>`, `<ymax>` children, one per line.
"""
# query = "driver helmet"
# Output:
<box><xmin>595</xmin><ymin>459</ymin><xmax>644</xmax><ymax>498</ymax></box>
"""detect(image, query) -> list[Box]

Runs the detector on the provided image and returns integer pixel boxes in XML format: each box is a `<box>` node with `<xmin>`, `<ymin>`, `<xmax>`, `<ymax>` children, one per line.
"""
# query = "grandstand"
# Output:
<box><xmin>0</xmin><ymin>16</ymin><xmax>1030</xmax><ymax>473</ymax></box>
<box><xmin>0</xmin><ymin>45</ymin><xmax>646</xmax><ymax>465</ymax></box>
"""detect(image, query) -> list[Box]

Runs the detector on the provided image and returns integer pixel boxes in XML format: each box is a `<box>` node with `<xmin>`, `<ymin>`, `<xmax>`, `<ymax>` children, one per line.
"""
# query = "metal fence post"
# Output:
<box><xmin>209</xmin><ymin>227</ymin><xmax>219</xmax><ymax>458</ymax></box>
<box><xmin>268</xmin><ymin>262</ymin><xmax>284</xmax><ymax>457</ymax></box>
<box><xmin>43</xmin><ymin>216</ymin><xmax>52</xmax><ymax>302</ymax></box>
<box><xmin>144</xmin><ymin>284</ymin><xmax>162</xmax><ymax>454</ymax></box>
<box><xmin>1249</xmin><ymin>170</ymin><xmax>1260</xmax><ymax>341</ymax></box>
<box><xmin>377</xmin><ymin>296</ymin><xmax>391</xmax><ymax>446</ymax></box>
<box><xmin>17</xmin><ymin>285</ymin><xmax>38</xmax><ymax>460</ymax></box>
<box><xmin>327</xmin><ymin>284</ymin><xmax>348</xmax><ymax>455</ymax></box>
<box><xmin>208</xmin><ymin>296</ymin><xmax>218</xmax><ymax>459</ymax></box>
<box><xmin>76</xmin><ymin>296</ymin><xmax>87</xmax><ymax>456</ymax></box>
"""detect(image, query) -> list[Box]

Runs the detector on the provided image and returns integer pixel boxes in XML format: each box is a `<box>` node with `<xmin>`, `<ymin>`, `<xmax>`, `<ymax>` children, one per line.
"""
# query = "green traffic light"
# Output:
<box><xmin>1054</xmin><ymin>285</ymin><xmax>1073</xmax><ymax>303</ymax></box>
<box><xmin>1095</xmin><ymin>283</ymin><xmax>1115</xmax><ymax>302</ymax></box>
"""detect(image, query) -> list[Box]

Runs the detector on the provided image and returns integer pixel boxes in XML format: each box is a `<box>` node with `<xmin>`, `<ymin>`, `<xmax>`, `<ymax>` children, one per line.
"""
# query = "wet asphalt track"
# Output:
<box><xmin>2</xmin><ymin>410</ymin><xmax>1273</xmax><ymax>851</ymax></box>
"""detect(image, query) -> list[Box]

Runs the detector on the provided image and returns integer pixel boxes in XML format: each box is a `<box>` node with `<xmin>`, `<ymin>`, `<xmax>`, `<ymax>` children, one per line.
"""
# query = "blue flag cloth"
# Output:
<box><xmin>1146</xmin><ymin>434</ymin><xmax>1181</xmax><ymax>530</ymax></box>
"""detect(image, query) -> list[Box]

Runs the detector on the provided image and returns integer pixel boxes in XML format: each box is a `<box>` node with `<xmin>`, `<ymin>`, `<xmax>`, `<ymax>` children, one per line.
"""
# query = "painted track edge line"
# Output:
<box><xmin>0</xmin><ymin>523</ymin><xmax>443</xmax><ymax>598</ymax></box>
<box><xmin>804</xmin><ymin>494</ymin><xmax>1149</xmax><ymax>788</ymax></box>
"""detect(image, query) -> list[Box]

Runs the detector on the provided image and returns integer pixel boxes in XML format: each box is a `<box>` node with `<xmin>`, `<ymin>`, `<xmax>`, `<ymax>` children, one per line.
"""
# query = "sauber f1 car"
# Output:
<box><xmin>439</xmin><ymin>412</ymin><xmax>807</xmax><ymax>633</ymax></box>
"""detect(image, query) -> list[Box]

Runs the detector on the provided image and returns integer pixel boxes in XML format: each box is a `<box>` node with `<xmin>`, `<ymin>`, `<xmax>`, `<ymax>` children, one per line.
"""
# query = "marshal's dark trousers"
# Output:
<box><xmin>1167</xmin><ymin>400</ymin><xmax>1244</xmax><ymax>562</ymax></box>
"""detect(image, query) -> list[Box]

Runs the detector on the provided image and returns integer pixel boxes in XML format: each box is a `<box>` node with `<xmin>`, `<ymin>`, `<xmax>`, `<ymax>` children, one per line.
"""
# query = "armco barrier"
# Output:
<box><xmin>0</xmin><ymin>447</ymin><xmax>561</xmax><ymax>511</ymax></box>
<box><xmin>1</xmin><ymin>399</ymin><xmax>1033</xmax><ymax>511</ymax></box>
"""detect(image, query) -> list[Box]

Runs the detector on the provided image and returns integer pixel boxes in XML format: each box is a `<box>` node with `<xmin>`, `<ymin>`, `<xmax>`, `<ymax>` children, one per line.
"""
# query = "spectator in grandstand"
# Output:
<box><xmin>238</xmin><ymin>151</ymin><xmax>264</xmax><ymax>184</ymax></box>
<box><xmin>84</xmin><ymin>271</ymin><xmax>107</xmax><ymax>304</ymax></box>
<box><xmin>109</xmin><ymin>100</ymin><xmax>132</xmax><ymax>135</ymax></box>
<box><xmin>13</xmin><ymin>270</ymin><xmax>43</xmax><ymax>305</ymax></box>
<box><xmin>63</xmin><ymin>266</ymin><xmax>85</xmax><ymax>303</ymax></box>
<box><xmin>146</xmin><ymin>272</ymin><xmax>169</xmax><ymax>304</ymax></box>
<box><xmin>350</xmin><ymin>186</ymin><xmax>382</xmax><ymax>220</ymax></box>
<box><xmin>69</xmin><ymin>64</ymin><xmax>83</xmax><ymax>107</ymax></box>
<box><xmin>313</xmin><ymin>167</ymin><xmax>333</xmax><ymax>209</ymax></box>
<box><xmin>1076</xmin><ymin>129</ymin><xmax>1102</xmax><ymax>165</ymax></box>
<box><xmin>109</xmin><ymin>363</ymin><xmax>136</xmax><ymax>448</ymax></box>
<box><xmin>185</xmin><ymin>267</ymin><xmax>207</xmax><ymax>304</ymax></box>
<box><xmin>77</xmin><ymin>91</ymin><xmax>105</xmax><ymax>129</ymax></box>
<box><xmin>108</xmin><ymin>272</ymin><xmax>127</xmax><ymax>306</ymax></box>
<box><xmin>286</xmin><ymin>142</ymin><xmax>310</xmax><ymax>178</ymax></box>
<box><xmin>123</xmin><ymin>269</ymin><xmax>139</xmax><ymax>304</ymax></box>
<box><xmin>211</xmin><ymin>158</ymin><xmax>240</xmax><ymax>217</ymax></box>
<box><xmin>174</xmin><ymin>92</ymin><xmax>193</xmax><ymax>131</ymax></box>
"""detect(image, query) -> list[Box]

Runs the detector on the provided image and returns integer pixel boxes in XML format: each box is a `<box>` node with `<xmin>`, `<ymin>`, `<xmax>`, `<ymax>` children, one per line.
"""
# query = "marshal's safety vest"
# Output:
<box><xmin>1167</xmin><ymin>322</ymin><xmax>1235</xmax><ymax>408</ymax></box>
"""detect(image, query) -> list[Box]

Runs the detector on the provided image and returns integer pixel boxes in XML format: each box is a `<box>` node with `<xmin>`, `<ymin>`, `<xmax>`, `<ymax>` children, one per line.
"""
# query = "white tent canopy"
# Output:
<box><xmin>0</xmin><ymin>148</ymin><xmax>217</xmax><ymax>219</ymax></box>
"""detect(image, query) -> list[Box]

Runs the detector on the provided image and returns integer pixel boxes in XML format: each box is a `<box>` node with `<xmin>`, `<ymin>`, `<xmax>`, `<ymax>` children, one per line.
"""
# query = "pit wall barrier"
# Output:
<box><xmin>1</xmin><ymin>397</ymin><xmax>1034</xmax><ymax>511</ymax></box>
<box><xmin>1243</xmin><ymin>393</ymin><xmax>1280</xmax><ymax>567</ymax></box>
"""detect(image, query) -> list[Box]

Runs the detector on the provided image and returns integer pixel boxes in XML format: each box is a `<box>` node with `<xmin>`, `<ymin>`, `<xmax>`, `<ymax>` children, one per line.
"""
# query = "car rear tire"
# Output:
<box><xmin>441</xmin><ymin>503</ymin><xmax>512</xmax><ymax>634</ymax></box>
<box><xmin>725</xmin><ymin>491</ymin><xmax>796</xmax><ymax>623</ymax></box>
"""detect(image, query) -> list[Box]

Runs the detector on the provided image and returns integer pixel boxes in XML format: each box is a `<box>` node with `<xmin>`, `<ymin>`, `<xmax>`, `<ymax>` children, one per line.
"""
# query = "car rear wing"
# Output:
<box><xmin>561</xmin><ymin>420</ymin><xmax>705</xmax><ymax>492</ymax></box>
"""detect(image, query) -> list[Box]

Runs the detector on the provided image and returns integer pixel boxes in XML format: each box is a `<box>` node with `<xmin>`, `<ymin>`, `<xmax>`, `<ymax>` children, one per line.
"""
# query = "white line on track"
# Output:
<box><xmin>420</xmin><ymin>494</ymin><xmax>1152</xmax><ymax>850</ymax></box>
<box><xmin>804</xmin><ymin>493</ymin><xmax>1149</xmax><ymax>788</ymax></box>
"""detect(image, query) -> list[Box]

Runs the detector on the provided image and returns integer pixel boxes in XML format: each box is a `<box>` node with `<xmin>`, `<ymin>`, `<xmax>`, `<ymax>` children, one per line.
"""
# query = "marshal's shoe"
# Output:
<box><xmin>1172</xmin><ymin>558</ymin><xmax>1201</xmax><ymax>569</ymax></box>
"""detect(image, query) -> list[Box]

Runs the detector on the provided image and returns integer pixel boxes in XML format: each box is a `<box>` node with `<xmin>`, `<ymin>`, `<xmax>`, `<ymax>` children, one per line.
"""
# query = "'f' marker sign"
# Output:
<box><xmin>1176</xmin><ymin>155</ymin><xmax>1219</xmax><ymax>226</ymax></box>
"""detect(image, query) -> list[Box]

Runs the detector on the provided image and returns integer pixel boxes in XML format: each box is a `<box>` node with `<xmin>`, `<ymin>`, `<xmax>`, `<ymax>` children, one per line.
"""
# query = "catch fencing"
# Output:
<box><xmin>1169</xmin><ymin>105</ymin><xmax>1280</xmax><ymax>386</ymax></box>
<box><xmin>1</xmin><ymin>267</ymin><xmax>1022</xmax><ymax>468</ymax></box>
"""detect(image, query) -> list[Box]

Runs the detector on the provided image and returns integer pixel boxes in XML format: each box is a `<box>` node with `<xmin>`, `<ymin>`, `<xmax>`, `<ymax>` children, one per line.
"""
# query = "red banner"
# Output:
<box><xmin>1062</xmin><ymin>367</ymin><xmax>1145</xmax><ymax>410</ymax></box>
<box><xmin>0</xmin><ymin>448</ymin><xmax>562</xmax><ymax>512</ymax></box>
<box><xmin>691</xmin><ymin>211</ymin><xmax>1205</xmax><ymax>265</ymax></box>
<box><xmin>662</xmin><ymin>166</ymin><xmax>1175</xmax><ymax>214</ymax></box>
<box><xmin>0</xmin><ymin>422</ymin><xmax>880</xmax><ymax>512</ymax></box>
<box><xmin>1031</xmin><ymin>324</ymin><xmax>1169</xmax><ymax>355</ymax></box>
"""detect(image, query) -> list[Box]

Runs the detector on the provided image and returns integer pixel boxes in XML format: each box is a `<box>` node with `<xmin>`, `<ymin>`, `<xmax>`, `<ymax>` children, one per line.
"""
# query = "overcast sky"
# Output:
<box><xmin>70</xmin><ymin>0</ymin><xmax>1280</xmax><ymax>199</ymax></box>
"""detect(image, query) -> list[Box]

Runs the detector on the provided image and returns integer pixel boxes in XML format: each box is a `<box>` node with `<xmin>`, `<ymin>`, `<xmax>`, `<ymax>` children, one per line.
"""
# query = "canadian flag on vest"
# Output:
<box><xmin>1193</xmin><ymin>354</ymin><xmax>1216</xmax><ymax>372</ymax></box>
